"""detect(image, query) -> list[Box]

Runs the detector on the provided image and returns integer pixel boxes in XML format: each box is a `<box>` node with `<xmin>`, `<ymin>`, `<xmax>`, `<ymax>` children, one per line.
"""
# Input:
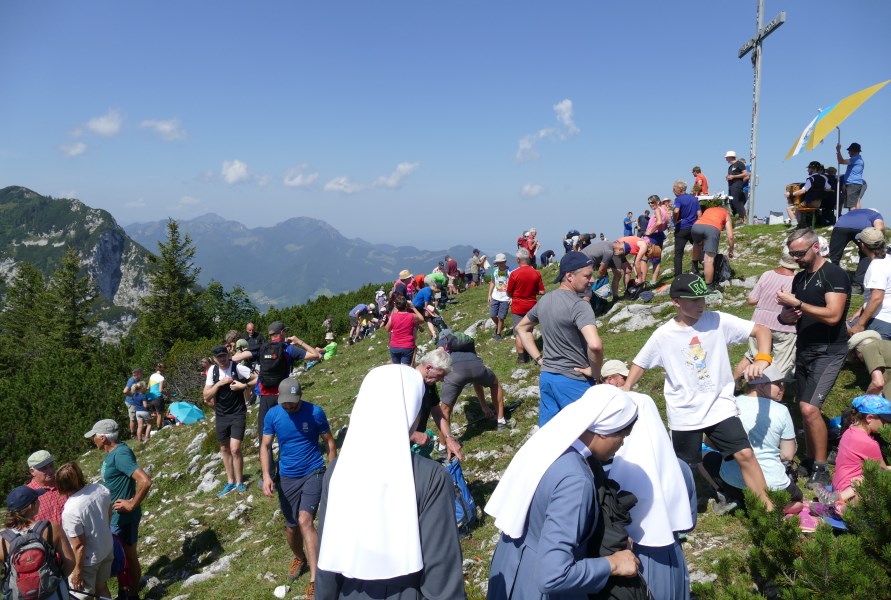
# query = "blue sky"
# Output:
<box><xmin>1</xmin><ymin>1</ymin><xmax>889</xmax><ymax>255</ymax></box>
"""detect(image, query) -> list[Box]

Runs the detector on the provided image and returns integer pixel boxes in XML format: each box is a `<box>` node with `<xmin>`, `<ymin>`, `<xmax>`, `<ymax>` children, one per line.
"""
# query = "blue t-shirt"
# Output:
<box><xmin>623</xmin><ymin>217</ymin><xmax>633</xmax><ymax>236</ymax></box>
<box><xmin>124</xmin><ymin>377</ymin><xmax>138</xmax><ymax>402</ymax></box>
<box><xmin>843</xmin><ymin>154</ymin><xmax>864</xmax><ymax>185</ymax></box>
<box><xmin>836</xmin><ymin>208</ymin><xmax>882</xmax><ymax>230</ymax></box>
<box><xmin>742</xmin><ymin>165</ymin><xmax>751</xmax><ymax>192</ymax></box>
<box><xmin>127</xmin><ymin>392</ymin><xmax>147</xmax><ymax>410</ymax></box>
<box><xmin>412</xmin><ymin>286</ymin><xmax>434</xmax><ymax>308</ymax></box>
<box><xmin>349</xmin><ymin>304</ymin><xmax>368</xmax><ymax>317</ymax></box>
<box><xmin>673</xmin><ymin>194</ymin><xmax>701</xmax><ymax>230</ymax></box>
<box><xmin>263</xmin><ymin>402</ymin><xmax>329</xmax><ymax>478</ymax></box>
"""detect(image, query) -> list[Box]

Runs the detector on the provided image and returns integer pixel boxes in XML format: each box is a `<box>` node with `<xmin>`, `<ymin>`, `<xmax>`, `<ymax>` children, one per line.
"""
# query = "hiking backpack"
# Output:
<box><xmin>444</xmin><ymin>458</ymin><xmax>477</xmax><ymax>531</ymax></box>
<box><xmin>257</xmin><ymin>341</ymin><xmax>290</xmax><ymax>389</ymax></box>
<box><xmin>1</xmin><ymin>521</ymin><xmax>64</xmax><ymax>600</ymax></box>
<box><xmin>713</xmin><ymin>253</ymin><xmax>733</xmax><ymax>284</ymax></box>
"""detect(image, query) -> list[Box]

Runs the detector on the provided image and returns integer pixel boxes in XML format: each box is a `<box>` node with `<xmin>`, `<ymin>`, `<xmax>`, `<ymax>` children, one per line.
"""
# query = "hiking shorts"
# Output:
<box><xmin>74</xmin><ymin>547</ymin><xmax>114</xmax><ymax>595</ymax></box>
<box><xmin>215</xmin><ymin>412</ymin><xmax>247</xmax><ymax>443</ymax></box>
<box><xmin>795</xmin><ymin>344</ymin><xmax>847</xmax><ymax>408</ymax></box>
<box><xmin>471</xmin><ymin>271</ymin><xmax>480</xmax><ymax>283</ymax></box>
<box><xmin>672</xmin><ymin>416</ymin><xmax>751</xmax><ymax>466</ymax></box>
<box><xmin>844</xmin><ymin>182</ymin><xmax>866</xmax><ymax>208</ymax></box>
<box><xmin>349</xmin><ymin>314</ymin><xmax>360</xmax><ymax>328</ymax></box>
<box><xmin>277</xmin><ymin>469</ymin><xmax>325</xmax><ymax>528</ymax></box>
<box><xmin>135</xmin><ymin>410</ymin><xmax>151</xmax><ymax>421</ymax></box>
<box><xmin>440</xmin><ymin>361</ymin><xmax>497</xmax><ymax>407</ymax></box>
<box><xmin>511</xmin><ymin>312</ymin><xmax>526</xmax><ymax>328</ymax></box>
<box><xmin>746</xmin><ymin>331</ymin><xmax>797</xmax><ymax>380</ymax></box>
<box><xmin>691</xmin><ymin>224</ymin><xmax>721</xmax><ymax>255</ymax></box>
<box><xmin>111</xmin><ymin>519</ymin><xmax>140</xmax><ymax>547</ymax></box>
<box><xmin>127</xmin><ymin>404</ymin><xmax>138</xmax><ymax>422</ymax></box>
<box><xmin>538</xmin><ymin>371</ymin><xmax>594</xmax><ymax>427</ymax></box>
<box><xmin>489</xmin><ymin>299</ymin><xmax>509</xmax><ymax>320</ymax></box>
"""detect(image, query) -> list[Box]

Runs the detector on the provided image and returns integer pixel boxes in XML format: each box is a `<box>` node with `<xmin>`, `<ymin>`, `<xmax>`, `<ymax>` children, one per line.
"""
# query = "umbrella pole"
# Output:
<box><xmin>836</xmin><ymin>127</ymin><xmax>842</xmax><ymax>216</ymax></box>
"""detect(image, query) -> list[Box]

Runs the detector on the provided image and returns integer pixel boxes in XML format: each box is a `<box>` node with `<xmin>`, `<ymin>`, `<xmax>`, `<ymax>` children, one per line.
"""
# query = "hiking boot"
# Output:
<box><xmin>805</xmin><ymin>465</ymin><xmax>831</xmax><ymax>490</ymax></box>
<box><xmin>288</xmin><ymin>556</ymin><xmax>308</xmax><ymax>582</ymax></box>
<box><xmin>217</xmin><ymin>482</ymin><xmax>237</xmax><ymax>498</ymax></box>
<box><xmin>797</xmin><ymin>457</ymin><xmax>814</xmax><ymax>479</ymax></box>
<box><xmin>236</xmin><ymin>483</ymin><xmax>248</xmax><ymax>493</ymax></box>
<box><xmin>306</xmin><ymin>581</ymin><xmax>315</xmax><ymax>599</ymax></box>
<box><xmin>496</xmin><ymin>420</ymin><xmax>508</xmax><ymax>431</ymax></box>
<box><xmin>812</xmin><ymin>483</ymin><xmax>839</xmax><ymax>505</ymax></box>
<box><xmin>516</xmin><ymin>352</ymin><xmax>529</xmax><ymax>364</ymax></box>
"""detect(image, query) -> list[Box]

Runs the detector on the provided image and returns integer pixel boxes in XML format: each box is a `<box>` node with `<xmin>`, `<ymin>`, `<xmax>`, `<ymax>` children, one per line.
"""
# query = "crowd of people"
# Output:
<box><xmin>4</xmin><ymin>164</ymin><xmax>890</xmax><ymax>599</ymax></box>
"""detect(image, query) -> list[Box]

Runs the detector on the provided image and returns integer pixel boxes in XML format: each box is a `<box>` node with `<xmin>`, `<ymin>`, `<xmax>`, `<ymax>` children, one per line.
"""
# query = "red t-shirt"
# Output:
<box><xmin>388</xmin><ymin>311</ymin><xmax>417</xmax><ymax>349</ymax></box>
<box><xmin>507</xmin><ymin>265</ymin><xmax>545</xmax><ymax>315</ymax></box>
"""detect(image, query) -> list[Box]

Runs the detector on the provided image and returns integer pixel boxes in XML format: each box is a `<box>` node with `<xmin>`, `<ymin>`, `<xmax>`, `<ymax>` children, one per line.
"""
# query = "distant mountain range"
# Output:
<box><xmin>125</xmin><ymin>214</ymin><xmax>476</xmax><ymax>308</ymax></box>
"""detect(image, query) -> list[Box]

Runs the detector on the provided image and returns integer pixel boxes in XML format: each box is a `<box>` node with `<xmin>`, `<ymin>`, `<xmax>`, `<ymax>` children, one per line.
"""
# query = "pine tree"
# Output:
<box><xmin>0</xmin><ymin>262</ymin><xmax>50</xmax><ymax>371</ymax></box>
<box><xmin>46</xmin><ymin>247</ymin><xmax>97</xmax><ymax>352</ymax></box>
<box><xmin>136</xmin><ymin>218</ymin><xmax>204</xmax><ymax>352</ymax></box>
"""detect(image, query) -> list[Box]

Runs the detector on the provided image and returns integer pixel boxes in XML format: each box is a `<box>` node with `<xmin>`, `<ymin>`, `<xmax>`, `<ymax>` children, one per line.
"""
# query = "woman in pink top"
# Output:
<box><xmin>817</xmin><ymin>395</ymin><xmax>891</xmax><ymax>512</ymax></box>
<box><xmin>385</xmin><ymin>295</ymin><xmax>425</xmax><ymax>365</ymax></box>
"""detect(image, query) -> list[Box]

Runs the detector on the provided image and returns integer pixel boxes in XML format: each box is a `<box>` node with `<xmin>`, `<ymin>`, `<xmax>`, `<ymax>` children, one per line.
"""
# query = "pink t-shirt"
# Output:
<box><xmin>832</xmin><ymin>426</ymin><xmax>887</xmax><ymax>492</ymax></box>
<box><xmin>388</xmin><ymin>311</ymin><xmax>417</xmax><ymax>350</ymax></box>
<box><xmin>748</xmin><ymin>270</ymin><xmax>797</xmax><ymax>333</ymax></box>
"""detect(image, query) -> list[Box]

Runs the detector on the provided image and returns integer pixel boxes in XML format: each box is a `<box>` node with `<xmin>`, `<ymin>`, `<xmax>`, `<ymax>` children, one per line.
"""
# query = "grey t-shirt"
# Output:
<box><xmin>526</xmin><ymin>289</ymin><xmax>597</xmax><ymax>380</ymax></box>
<box><xmin>581</xmin><ymin>241</ymin><xmax>614</xmax><ymax>269</ymax></box>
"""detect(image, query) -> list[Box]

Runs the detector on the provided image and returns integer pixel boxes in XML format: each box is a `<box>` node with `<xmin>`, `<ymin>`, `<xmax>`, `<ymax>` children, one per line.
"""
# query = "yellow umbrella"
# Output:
<box><xmin>804</xmin><ymin>79</ymin><xmax>890</xmax><ymax>150</ymax></box>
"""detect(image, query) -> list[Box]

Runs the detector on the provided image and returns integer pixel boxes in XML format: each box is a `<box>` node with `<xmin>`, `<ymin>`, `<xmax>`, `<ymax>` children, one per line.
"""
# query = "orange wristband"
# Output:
<box><xmin>754</xmin><ymin>353</ymin><xmax>772</xmax><ymax>365</ymax></box>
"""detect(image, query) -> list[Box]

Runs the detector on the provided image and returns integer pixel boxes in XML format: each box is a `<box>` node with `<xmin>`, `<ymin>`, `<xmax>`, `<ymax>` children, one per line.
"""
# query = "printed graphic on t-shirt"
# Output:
<box><xmin>684</xmin><ymin>336</ymin><xmax>714</xmax><ymax>391</ymax></box>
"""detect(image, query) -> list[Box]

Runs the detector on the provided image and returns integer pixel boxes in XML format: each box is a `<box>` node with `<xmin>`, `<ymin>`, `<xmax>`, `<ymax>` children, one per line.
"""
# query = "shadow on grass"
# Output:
<box><xmin>144</xmin><ymin>527</ymin><xmax>224</xmax><ymax>598</ymax></box>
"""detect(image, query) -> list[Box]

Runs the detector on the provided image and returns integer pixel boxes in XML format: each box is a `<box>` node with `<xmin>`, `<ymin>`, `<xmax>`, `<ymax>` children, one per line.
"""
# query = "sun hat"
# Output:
<box><xmin>848</xmin><ymin>329</ymin><xmax>881</xmax><ymax>352</ymax></box>
<box><xmin>669</xmin><ymin>273</ymin><xmax>709</xmax><ymax>299</ymax></box>
<box><xmin>601</xmin><ymin>360</ymin><xmax>630</xmax><ymax>378</ymax></box>
<box><xmin>855</xmin><ymin>227</ymin><xmax>885</xmax><ymax>248</ymax></box>
<box><xmin>851</xmin><ymin>394</ymin><xmax>891</xmax><ymax>418</ymax></box>
<box><xmin>398</xmin><ymin>269</ymin><xmax>412</xmax><ymax>280</ymax></box>
<box><xmin>494</xmin><ymin>253</ymin><xmax>508</xmax><ymax>264</ymax></box>
<box><xmin>779</xmin><ymin>248</ymin><xmax>798</xmax><ymax>270</ymax></box>
<box><xmin>725</xmin><ymin>150</ymin><xmax>736</xmax><ymax>158</ymax></box>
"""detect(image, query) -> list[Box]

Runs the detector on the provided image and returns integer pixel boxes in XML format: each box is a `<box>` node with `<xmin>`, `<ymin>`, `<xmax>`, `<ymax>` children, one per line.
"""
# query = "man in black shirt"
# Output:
<box><xmin>776</xmin><ymin>228</ymin><xmax>851</xmax><ymax>488</ymax></box>
<box><xmin>725</xmin><ymin>150</ymin><xmax>747</xmax><ymax>223</ymax></box>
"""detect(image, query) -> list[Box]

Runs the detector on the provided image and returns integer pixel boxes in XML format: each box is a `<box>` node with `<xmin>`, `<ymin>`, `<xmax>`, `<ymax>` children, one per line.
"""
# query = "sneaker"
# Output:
<box><xmin>306</xmin><ymin>581</ymin><xmax>315</xmax><ymax>599</ymax></box>
<box><xmin>493</xmin><ymin>333</ymin><xmax>502</xmax><ymax>341</ymax></box>
<box><xmin>805</xmin><ymin>466</ymin><xmax>831</xmax><ymax>490</ymax></box>
<box><xmin>812</xmin><ymin>483</ymin><xmax>839</xmax><ymax>505</ymax></box>
<box><xmin>288</xmin><ymin>556</ymin><xmax>308</xmax><ymax>582</ymax></box>
<box><xmin>797</xmin><ymin>457</ymin><xmax>814</xmax><ymax>479</ymax></box>
<box><xmin>236</xmin><ymin>483</ymin><xmax>248</xmax><ymax>493</ymax></box>
<box><xmin>216</xmin><ymin>483</ymin><xmax>237</xmax><ymax>498</ymax></box>
<box><xmin>496</xmin><ymin>420</ymin><xmax>508</xmax><ymax>431</ymax></box>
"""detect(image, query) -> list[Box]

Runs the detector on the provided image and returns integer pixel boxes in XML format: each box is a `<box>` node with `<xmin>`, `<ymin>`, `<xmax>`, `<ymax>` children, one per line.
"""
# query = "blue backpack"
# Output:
<box><xmin>444</xmin><ymin>458</ymin><xmax>477</xmax><ymax>530</ymax></box>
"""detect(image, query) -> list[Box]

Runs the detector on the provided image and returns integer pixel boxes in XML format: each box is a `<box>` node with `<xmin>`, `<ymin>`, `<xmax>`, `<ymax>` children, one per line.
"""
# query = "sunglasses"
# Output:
<box><xmin>788</xmin><ymin>245</ymin><xmax>814</xmax><ymax>258</ymax></box>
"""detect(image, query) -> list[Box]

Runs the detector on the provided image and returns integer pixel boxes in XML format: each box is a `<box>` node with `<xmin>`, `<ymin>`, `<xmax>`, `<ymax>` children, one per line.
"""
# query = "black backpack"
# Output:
<box><xmin>713</xmin><ymin>254</ymin><xmax>733</xmax><ymax>284</ymax></box>
<box><xmin>1</xmin><ymin>521</ymin><xmax>64</xmax><ymax>600</ymax></box>
<box><xmin>258</xmin><ymin>341</ymin><xmax>290</xmax><ymax>389</ymax></box>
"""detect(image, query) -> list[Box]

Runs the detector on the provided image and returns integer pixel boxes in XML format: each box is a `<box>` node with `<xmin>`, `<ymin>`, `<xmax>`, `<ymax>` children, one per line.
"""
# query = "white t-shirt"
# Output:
<box><xmin>61</xmin><ymin>483</ymin><xmax>113</xmax><ymax>565</ymax></box>
<box><xmin>490</xmin><ymin>267</ymin><xmax>511</xmax><ymax>302</ymax></box>
<box><xmin>720</xmin><ymin>395</ymin><xmax>795</xmax><ymax>490</ymax></box>
<box><xmin>632</xmin><ymin>311</ymin><xmax>754</xmax><ymax>430</ymax></box>
<box><xmin>148</xmin><ymin>371</ymin><xmax>165</xmax><ymax>398</ymax></box>
<box><xmin>864</xmin><ymin>256</ymin><xmax>891</xmax><ymax>324</ymax></box>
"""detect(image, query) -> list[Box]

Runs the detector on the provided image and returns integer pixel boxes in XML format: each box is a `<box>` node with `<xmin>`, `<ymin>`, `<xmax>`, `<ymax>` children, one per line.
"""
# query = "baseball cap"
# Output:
<box><xmin>855</xmin><ymin>227</ymin><xmax>885</xmax><ymax>247</ymax></box>
<box><xmin>746</xmin><ymin>364</ymin><xmax>785</xmax><ymax>385</ymax></box>
<box><xmin>554</xmin><ymin>251</ymin><xmax>593</xmax><ymax>284</ymax></box>
<box><xmin>213</xmin><ymin>345</ymin><xmax>228</xmax><ymax>357</ymax></box>
<box><xmin>807</xmin><ymin>160</ymin><xmax>822</xmax><ymax>170</ymax></box>
<box><xmin>494</xmin><ymin>253</ymin><xmax>508</xmax><ymax>263</ymax></box>
<box><xmin>601</xmin><ymin>360</ymin><xmax>630</xmax><ymax>377</ymax></box>
<box><xmin>669</xmin><ymin>273</ymin><xmax>709</xmax><ymax>298</ymax></box>
<box><xmin>268</xmin><ymin>321</ymin><xmax>286</xmax><ymax>335</ymax></box>
<box><xmin>84</xmin><ymin>419</ymin><xmax>119</xmax><ymax>438</ymax></box>
<box><xmin>847</xmin><ymin>142</ymin><xmax>861</xmax><ymax>152</ymax></box>
<box><xmin>725</xmin><ymin>150</ymin><xmax>736</xmax><ymax>158</ymax></box>
<box><xmin>852</xmin><ymin>394</ymin><xmax>891</xmax><ymax>419</ymax></box>
<box><xmin>27</xmin><ymin>450</ymin><xmax>55</xmax><ymax>470</ymax></box>
<box><xmin>6</xmin><ymin>486</ymin><xmax>45</xmax><ymax>512</ymax></box>
<box><xmin>278</xmin><ymin>377</ymin><xmax>302</xmax><ymax>404</ymax></box>
<box><xmin>848</xmin><ymin>329</ymin><xmax>880</xmax><ymax>352</ymax></box>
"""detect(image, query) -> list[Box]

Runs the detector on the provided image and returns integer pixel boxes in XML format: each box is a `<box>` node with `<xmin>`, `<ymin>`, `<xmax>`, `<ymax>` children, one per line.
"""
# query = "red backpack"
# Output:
<box><xmin>1</xmin><ymin>520</ymin><xmax>64</xmax><ymax>600</ymax></box>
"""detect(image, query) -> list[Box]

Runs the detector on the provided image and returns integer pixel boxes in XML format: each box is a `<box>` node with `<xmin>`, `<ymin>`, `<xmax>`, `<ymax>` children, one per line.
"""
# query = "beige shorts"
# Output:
<box><xmin>69</xmin><ymin>548</ymin><xmax>113</xmax><ymax>598</ymax></box>
<box><xmin>746</xmin><ymin>330</ymin><xmax>797</xmax><ymax>379</ymax></box>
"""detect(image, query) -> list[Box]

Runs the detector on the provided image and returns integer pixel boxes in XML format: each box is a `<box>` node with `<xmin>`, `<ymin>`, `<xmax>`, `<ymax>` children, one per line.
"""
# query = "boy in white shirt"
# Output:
<box><xmin>623</xmin><ymin>273</ymin><xmax>775</xmax><ymax>509</ymax></box>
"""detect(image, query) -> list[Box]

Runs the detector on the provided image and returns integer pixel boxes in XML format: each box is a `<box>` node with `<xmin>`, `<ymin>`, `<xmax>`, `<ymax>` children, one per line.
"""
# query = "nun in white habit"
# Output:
<box><xmin>606</xmin><ymin>392</ymin><xmax>697</xmax><ymax>600</ymax></box>
<box><xmin>486</xmin><ymin>385</ymin><xmax>641</xmax><ymax>600</ymax></box>
<box><xmin>314</xmin><ymin>364</ymin><xmax>465</xmax><ymax>600</ymax></box>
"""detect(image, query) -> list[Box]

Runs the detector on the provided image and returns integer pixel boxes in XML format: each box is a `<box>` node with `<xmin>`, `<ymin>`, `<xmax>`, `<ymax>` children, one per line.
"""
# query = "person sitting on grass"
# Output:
<box><xmin>814</xmin><ymin>394</ymin><xmax>891</xmax><ymax>514</ymax></box>
<box><xmin>702</xmin><ymin>365</ymin><xmax>804</xmax><ymax>515</ymax></box>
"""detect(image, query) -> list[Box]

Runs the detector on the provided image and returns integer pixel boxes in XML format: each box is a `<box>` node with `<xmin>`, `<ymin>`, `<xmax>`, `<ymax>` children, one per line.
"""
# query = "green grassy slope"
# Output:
<box><xmin>74</xmin><ymin>223</ymin><xmax>868</xmax><ymax>599</ymax></box>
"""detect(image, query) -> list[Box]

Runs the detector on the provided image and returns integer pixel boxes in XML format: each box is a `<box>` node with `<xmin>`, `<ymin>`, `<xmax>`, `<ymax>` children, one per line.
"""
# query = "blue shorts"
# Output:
<box><xmin>490</xmin><ymin>299</ymin><xmax>510</xmax><ymax>320</ymax></box>
<box><xmin>277</xmin><ymin>469</ymin><xmax>325</xmax><ymax>528</ymax></box>
<box><xmin>389</xmin><ymin>347</ymin><xmax>415</xmax><ymax>365</ymax></box>
<box><xmin>538</xmin><ymin>371</ymin><xmax>594</xmax><ymax>426</ymax></box>
<box><xmin>111</xmin><ymin>519</ymin><xmax>140</xmax><ymax>547</ymax></box>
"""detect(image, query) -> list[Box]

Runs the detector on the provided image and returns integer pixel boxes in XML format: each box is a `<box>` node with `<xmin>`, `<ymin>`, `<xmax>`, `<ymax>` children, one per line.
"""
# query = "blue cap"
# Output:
<box><xmin>852</xmin><ymin>394</ymin><xmax>891</xmax><ymax>418</ymax></box>
<box><xmin>554</xmin><ymin>251</ymin><xmax>593</xmax><ymax>283</ymax></box>
<box><xmin>6</xmin><ymin>486</ymin><xmax>45</xmax><ymax>512</ymax></box>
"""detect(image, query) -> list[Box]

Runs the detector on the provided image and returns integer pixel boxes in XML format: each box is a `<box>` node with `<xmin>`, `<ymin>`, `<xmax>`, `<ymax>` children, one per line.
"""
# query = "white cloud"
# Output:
<box><xmin>60</xmin><ymin>142</ymin><xmax>87</xmax><ymax>157</ymax></box>
<box><xmin>324</xmin><ymin>176</ymin><xmax>364</xmax><ymax>194</ymax></box>
<box><xmin>324</xmin><ymin>162</ymin><xmax>421</xmax><ymax>194</ymax></box>
<box><xmin>373</xmin><ymin>162</ymin><xmax>420</xmax><ymax>189</ymax></box>
<box><xmin>283</xmin><ymin>164</ymin><xmax>320</xmax><ymax>188</ymax></box>
<box><xmin>515</xmin><ymin>99</ymin><xmax>580</xmax><ymax>161</ymax></box>
<box><xmin>125</xmin><ymin>199</ymin><xmax>146</xmax><ymax>209</ymax></box>
<box><xmin>179</xmin><ymin>195</ymin><xmax>201</xmax><ymax>206</ymax></box>
<box><xmin>59</xmin><ymin>189</ymin><xmax>78</xmax><ymax>199</ymax></box>
<box><xmin>221</xmin><ymin>159</ymin><xmax>250</xmax><ymax>184</ymax></box>
<box><xmin>140</xmin><ymin>118</ymin><xmax>186</xmax><ymax>141</ymax></box>
<box><xmin>85</xmin><ymin>109</ymin><xmax>123</xmax><ymax>137</ymax></box>
<box><xmin>521</xmin><ymin>183</ymin><xmax>545</xmax><ymax>198</ymax></box>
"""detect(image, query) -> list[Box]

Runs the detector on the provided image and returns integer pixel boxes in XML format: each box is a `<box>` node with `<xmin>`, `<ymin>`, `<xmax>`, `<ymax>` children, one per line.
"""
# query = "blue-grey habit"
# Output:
<box><xmin>488</xmin><ymin>449</ymin><xmax>612</xmax><ymax>599</ymax></box>
<box><xmin>314</xmin><ymin>453</ymin><xmax>466</xmax><ymax>599</ymax></box>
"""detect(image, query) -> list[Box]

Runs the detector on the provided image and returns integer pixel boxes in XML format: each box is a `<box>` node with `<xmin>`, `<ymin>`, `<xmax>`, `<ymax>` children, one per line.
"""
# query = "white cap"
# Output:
<box><xmin>725</xmin><ymin>150</ymin><xmax>736</xmax><ymax>158</ymax></box>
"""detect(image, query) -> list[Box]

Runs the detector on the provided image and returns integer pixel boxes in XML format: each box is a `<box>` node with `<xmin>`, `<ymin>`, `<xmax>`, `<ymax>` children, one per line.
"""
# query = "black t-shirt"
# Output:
<box><xmin>727</xmin><ymin>160</ymin><xmax>745</xmax><ymax>191</ymax></box>
<box><xmin>415</xmin><ymin>383</ymin><xmax>440</xmax><ymax>433</ymax></box>
<box><xmin>792</xmin><ymin>260</ymin><xmax>851</xmax><ymax>347</ymax></box>
<box><xmin>212</xmin><ymin>363</ymin><xmax>249</xmax><ymax>415</ymax></box>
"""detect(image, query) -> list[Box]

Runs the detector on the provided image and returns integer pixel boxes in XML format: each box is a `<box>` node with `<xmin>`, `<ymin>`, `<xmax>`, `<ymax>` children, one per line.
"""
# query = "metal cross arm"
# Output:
<box><xmin>738</xmin><ymin>11</ymin><xmax>786</xmax><ymax>59</ymax></box>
